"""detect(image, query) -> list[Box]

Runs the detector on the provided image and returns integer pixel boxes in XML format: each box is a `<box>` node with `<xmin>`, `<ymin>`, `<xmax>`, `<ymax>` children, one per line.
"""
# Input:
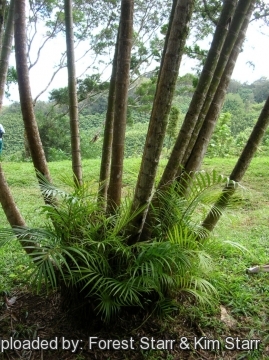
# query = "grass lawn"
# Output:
<box><xmin>0</xmin><ymin>156</ymin><xmax>269</xmax><ymax>359</ymax></box>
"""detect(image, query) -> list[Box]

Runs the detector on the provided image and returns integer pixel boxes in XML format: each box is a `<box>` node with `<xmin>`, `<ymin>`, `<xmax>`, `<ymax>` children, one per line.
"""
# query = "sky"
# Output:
<box><xmin>4</xmin><ymin>16</ymin><xmax>269</xmax><ymax>106</ymax></box>
<box><xmin>180</xmin><ymin>19</ymin><xmax>269</xmax><ymax>83</ymax></box>
<box><xmin>233</xmin><ymin>21</ymin><xmax>269</xmax><ymax>82</ymax></box>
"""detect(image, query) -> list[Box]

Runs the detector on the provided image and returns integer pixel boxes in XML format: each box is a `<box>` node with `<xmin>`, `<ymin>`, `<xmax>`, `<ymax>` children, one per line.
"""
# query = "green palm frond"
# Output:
<box><xmin>107</xmin><ymin>198</ymin><xmax>147</xmax><ymax>238</ymax></box>
<box><xmin>196</xmin><ymin>250</ymin><xmax>214</xmax><ymax>273</ymax></box>
<box><xmin>101</xmin><ymin>277</ymin><xmax>143</xmax><ymax>305</ymax></box>
<box><xmin>151</xmin><ymin>170</ymin><xmax>239</xmax><ymax>242</ymax></box>
<box><xmin>153</xmin><ymin>298</ymin><xmax>179</xmax><ymax>319</ymax></box>
<box><xmin>36</xmin><ymin>170</ymin><xmax>70</xmax><ymax>200</ymax></box>
<box><xmin>133</xmin><ymin>241</ymin><xmax>189</xmax><ymax>293</ymax></box>
<box><xmin>180</xmin><ymin>170</ymin><xmax>229</xmax><ymax>199</ymax></box>
<box><xmin>94</xmin><ymin>291</ymin><xmax>122</xmax><ymax>322</ymax></box>
<box><xmin>181</xmin><ymin>171</ymin><xmax>231</xmax><ymax>218</ymax></box>
<box><xmin>0</xmin><ymin>227</ymin><xmax>18</xmax><ymax>247</ymax></box>
<box><xmin>179</xmin><ymin>276</ymin><xmax>218</xmax><ymax>305</ymax></box>
<box><xmin>10</xmin><ymin>226</ymin><xmax>91</xmax><ymax>290</ymax></box>
<box><xmin>151</xmin><ymin>185</ymin><xmax>188</xmax><ymax>234</ymax></box>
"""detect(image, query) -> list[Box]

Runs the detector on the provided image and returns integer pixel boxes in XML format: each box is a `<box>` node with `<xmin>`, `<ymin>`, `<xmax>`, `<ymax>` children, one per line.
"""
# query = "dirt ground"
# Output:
<box><xmin>0</xmin><ymin>288</ymin><xmax>267</xmax><ymax>360</ymax></box>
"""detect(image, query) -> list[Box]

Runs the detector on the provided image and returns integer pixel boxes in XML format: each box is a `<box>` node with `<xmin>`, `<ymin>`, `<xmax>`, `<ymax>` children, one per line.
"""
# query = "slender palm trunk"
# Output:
<box><xmin>179</xmin><ymin>0</ymin><xmax>255</xmax><ymax>174</ymax></box>
<box><xmin>0</xmin><ymin>0</ymin><xmax>27</xmax><ymax>230</ymax></box>
<box><xmin>0</xmin><ymin>166</ymin><xmax>25</xmax><ymax>228</ymax></box>
<box><xmin>159</xmin><ymin>0</ymin><xmax>248</xmax><ymax>188</ymax></box>
<box><xmin>98</xmin><ymin>29</ymin><xmax>119</xmax><ymax>207</ymax></box>
<box><xmin>0</xmin><ymin>165</ymin><xmax>36</xmax><ymax>254</ymax></box>
<box><xmin>0</xmin><ymin>0</ymin><xmax>13</xmax><ymax>109</ymax></box>
<box><xmin>64</xmin><ymin>0</ymin><xmax>82</xmax><ymax>186</ymax></box>
<box><xmin>202</xmin><ymin>94</ymin><xmax>269</xmax><ymax>233</ymax></box>
<box><xmin>129</xmin><ymin>0</ymin><xmax>194</xmax><ymax>239</ymax></box>
<box><xmin>157</xmin><ymin>0</ymin><xmax>177</xmax><ymax>85</ymax></box>
<box><xmin>14</xmin><ymin>0</ymin><xmax>52</xmax><ymax>187</ymax></box>
<box><xmin>107</xmin><ymin>0</ymin><xmax>134</xmax><ymax>211</ymax></box>
<box><xmin>0</xmin><ymin>0</ymin><xmax>6</xmax><ymax>47</ymax></box>
<box><xmin>182</xmin><ymin>0</ymin><xmax>255</xmax><ymax>177</ymax></box>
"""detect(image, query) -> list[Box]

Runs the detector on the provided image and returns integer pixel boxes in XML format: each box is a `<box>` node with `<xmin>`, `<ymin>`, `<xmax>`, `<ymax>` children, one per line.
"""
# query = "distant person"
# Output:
<box><xmin>0</xmin><ymin>123</ymin><xmax>5</xmax><ymax>155</ymax></box>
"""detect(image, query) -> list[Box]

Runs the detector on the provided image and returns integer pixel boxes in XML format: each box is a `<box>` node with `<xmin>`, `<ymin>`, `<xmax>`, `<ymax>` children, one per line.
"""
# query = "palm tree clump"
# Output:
<box><xmin>1</xmin><ymin>171</ymin><xmax>231</xmax><ymax>323</ymax></box>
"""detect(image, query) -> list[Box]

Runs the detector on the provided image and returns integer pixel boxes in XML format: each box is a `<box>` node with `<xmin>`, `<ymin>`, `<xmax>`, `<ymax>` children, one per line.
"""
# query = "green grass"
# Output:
<box><xmin>1</xmin><ymin>156</ymin><xmax>269</xmax><ymax>357</ymax></box>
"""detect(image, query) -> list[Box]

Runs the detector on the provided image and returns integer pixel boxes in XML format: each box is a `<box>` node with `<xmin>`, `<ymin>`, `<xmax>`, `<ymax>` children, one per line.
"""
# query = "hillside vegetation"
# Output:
<box><xmin>1</xmin><ymin>75</ymin><xmax>269</xmax><ymax>162</ymax></box>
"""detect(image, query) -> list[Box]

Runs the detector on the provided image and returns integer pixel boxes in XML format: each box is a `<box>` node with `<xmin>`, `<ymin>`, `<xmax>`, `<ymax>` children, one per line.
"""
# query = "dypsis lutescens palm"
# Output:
<box><xmin>0</xmin><ymin>171</ymin><xmax>232</xmax><ymax>322</ymax></box>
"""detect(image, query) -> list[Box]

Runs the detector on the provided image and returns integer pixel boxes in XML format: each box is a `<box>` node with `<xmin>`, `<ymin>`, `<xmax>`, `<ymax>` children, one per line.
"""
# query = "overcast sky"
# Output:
<box><xmin>4</xmin><ymin>17</ymin><xmax>269</xmax><ymax>106</ymax></box>
<box><xmin>232</xmin><ymin>20</ymin><xmax>269</xmax><ymax>82</ymax></box>
<box><xmin>180</xmin><ymin>19</ymin><xmax>269</xmax><ymax>83</ymax></box>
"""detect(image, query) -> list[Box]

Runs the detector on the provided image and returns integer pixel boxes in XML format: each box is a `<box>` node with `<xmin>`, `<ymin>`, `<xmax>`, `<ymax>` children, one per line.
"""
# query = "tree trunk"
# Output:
<box><xmin>0</xmin><ymin>166</ymin><xmax>25</xmax><ymax>225</ymax></box>
<box><xmin>202</xmin><ymin>94</ymin><xmax>269</xmax><ymax>233</ymax></box>
<box><xmin>107</xmin><ymin>0</ymin><xmax>134</xmax><ymax>211</ymax></box>
<box><xmin>14</xmin><ymin>0</ymin><xmax>52</xmax><ymax>187</ymax></box>
<box><xmin>64</xmin><ymin>0</ymin><xmax>83</xmax><ymax>186</ymax></box>
<box><xmin>0</xmin><ymin>0</ymin><xmax>13</xmax><ymax>109</ymax></box>
<box><xmin>182</xmin><ymin>0</ymin><xmax>255</xmax><ymax>177</ymax></box>
<box><xmin>130</xmin><ymin>0</ymin><xmax>194</xmax><ymax>238</ymax></box>
<box><xmin>157</xmin><ymin>0</ymin><xmax>177</xmax><ymax>85</ymax></box>
<box><xmin>0</xmin><ymin>0</ymin><xmax>6</xmax><ymax>48</ymax></box>
<box><xmin>0</xmin><ymin>165</ymin><xmax>36</xmax><ymax>254</ymax></box>
<box><xmin>98</xmin><ymin>29</ymin><xmax>119</xmax><ymax>207</ymax></box>
<box><xmin>179</xmin><ymin>0</ymin><xmax>255</xmax><ymax>174</ymax></box>
<box><xmin>159</xmin><ymin>0</ymin><xmax>248</xmax><ymax>188</ymax></box>
<box><xmin>0</xmin><ymin>0</ymin><xmax>27</xmax><ymax>230</ymax></box>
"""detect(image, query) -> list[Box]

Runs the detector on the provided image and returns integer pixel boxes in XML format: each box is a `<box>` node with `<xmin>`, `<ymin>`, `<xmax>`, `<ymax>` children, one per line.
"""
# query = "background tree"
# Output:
<box><xmin>223</xmin><ymin>93</ymin><xmax>246</xmax><ymax>135</ymax></box>
<box><xmin>207</xmin><ymin>112</ymin><xmax>233</xmax><ymax>158</ymax></box>
<box><xmin>251</xmin><ymin>77</ymin><xmax>269</xmax><ymax>103</ymax></box>
<box><xmin>166</xmin><ymin>106</ymin><xmax>180</xmax><ymax>150</ymax></box>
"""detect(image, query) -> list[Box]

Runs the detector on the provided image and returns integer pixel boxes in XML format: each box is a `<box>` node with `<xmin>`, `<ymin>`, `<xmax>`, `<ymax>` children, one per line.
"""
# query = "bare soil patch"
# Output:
<box><xmin>0</xmin><ymin>288</ymin><xmax>266</xmax><ymax>359</ymax></box>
